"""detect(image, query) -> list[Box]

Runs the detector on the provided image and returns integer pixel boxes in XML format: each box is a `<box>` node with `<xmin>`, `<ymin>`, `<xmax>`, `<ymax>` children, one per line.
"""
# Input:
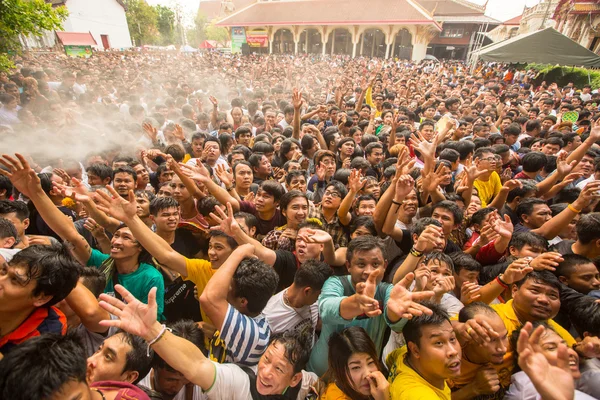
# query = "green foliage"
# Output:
<box><xmin>187</xmin><ymin>10</ymin><xmax>208</xmax><ymax>48</ymax></box>
<box><xmin>155</xmin><ymin>4</ymin><xmax>175</xmax><ymax>46</ymax></box>
<box><xmin>204</xmin><ymin>20</ymin><xmax>229</xmax><ymax>46</ymax></box>
<box><xmin>526</xmin><ymin>64</ymin><xmax>600</xmax><ymax>89</ymax></box>
<box><xmin>0</xmin><ymin>0</ymin><xmax>68</xmax><ymax>71</ymax></box>
<box><xmin>123</xmin><ymin>0</ymin><xmax>159</xmax><ymax>46</ymax></box>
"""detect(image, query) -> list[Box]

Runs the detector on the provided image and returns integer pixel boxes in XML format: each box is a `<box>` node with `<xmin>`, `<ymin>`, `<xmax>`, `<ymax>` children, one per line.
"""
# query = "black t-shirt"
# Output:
<box><xmin>162</xmin><ymin>274</ymin><xmax>202</xmax><ymax>324</ymax></box>
<box><xmin>239</xmin><ymin>201</ymin><xmax>286</xmax><ymax>237</ymax></box>
<box><xmin>171</xmin><ymin>228</ymin><xmax>202</xmax><ymax>258</ymax></box>
<box><xmin>550</xmin><ymin>240</ymin><xmax>575</xmax><ymax>256</ymax></box>
<box><xmin>273</xmin><ymin>250</ymin><xmax>299</xmax><ymax>292</ymax></box>
<box><xmin>28</xmin><ymin>205</ymin><xmax>77</xmax><ymax>241</ymax></box>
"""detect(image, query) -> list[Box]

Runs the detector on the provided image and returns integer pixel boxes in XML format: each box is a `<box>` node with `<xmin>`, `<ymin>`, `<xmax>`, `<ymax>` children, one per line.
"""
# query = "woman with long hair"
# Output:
<box><xmin>319</xmin><ymin>326</ymin><xmax>390</xmax><ymax>400</ymax></box>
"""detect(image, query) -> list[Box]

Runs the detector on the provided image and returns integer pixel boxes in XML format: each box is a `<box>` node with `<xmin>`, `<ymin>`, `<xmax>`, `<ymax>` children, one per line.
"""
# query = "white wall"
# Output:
<box><xmin>63</xmin><ymin>0</ymin><xmax>133</xmax><ymax>49</ymax></box>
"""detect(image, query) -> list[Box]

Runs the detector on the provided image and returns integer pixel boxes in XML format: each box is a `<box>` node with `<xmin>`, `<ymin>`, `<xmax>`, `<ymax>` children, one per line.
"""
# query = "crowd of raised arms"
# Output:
<box><xmin>1</xmin><ymin>51</ymin><xmax>600</xmax><ymax>400</ymax></box>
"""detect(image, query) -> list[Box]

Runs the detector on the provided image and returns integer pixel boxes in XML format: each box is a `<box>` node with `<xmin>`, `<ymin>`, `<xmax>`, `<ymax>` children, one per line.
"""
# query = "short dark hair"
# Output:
<box><xmin>473</xmin><ymin>146</ymin><xmax>494</xmax><ymax>160</ymax></box>
<box><xmin>450</xmin><ymin>252</ymin><xmax>481</xmax><ymax>274</ymax></box>
<box><xmin>365</xmin><ymin>142</ymin><xmax>383</xmax><ymax>156</ymax></box>
<box><xmin>0</xmin><ymin>217</ymin><xmax>18</xmax><ymax>245</ymax></box>
<box><xmin>285</xmin><ymin>170</ymin><xmax>307</xmax><ymax>186</ymax></box>
<box><xmin>196</xmin><ymin>196</ymin><xmax>220</xmax><ymax>217</ymax></box>
<box><xmin>325</xmin><ymin>180</ymin><xmax>348</xmax><ymax>199</ymax></box>
<box><xmin>509</xmin><ymin>231</ymin><xmax>548</xmax><ymax>252</ymax></box>
<box><xmin>412</xmin><ymin>217</ymin><xmax>443</xmax><ymax>236</ymax></box>
<box><xmin>79</xmin><ymin>267</ymin><xmax>107</xmax><ymax>298</ymax></box>
<box><xmin>0</xmin><ymin>175</ymin><xmax>13</xmax><ymax>198</ymax></box>
<box><xmin>149</xmin><ymin>196</ymin><xmax>179</xmax><ymax>216</ymax></box>
<box><xmin>458</xmin><ymin>302</ymin><xmax>498</xmax><ymax>323</ymax></box>
<box><xmin>9</xmin><ymin>244</ymin><xmax>80</xmax><ymax>307</ymax></box>
<box><xmin>432</xmin><ymin>200</ymin><xmax>463</xmax><ymax>225</ymax></box>
<box><xmin>86</xmin><ymin>163</ymin><xmax>114</xmax><ymax>183</ymax></box>
<box><xmin>209</xmin><ymin>230</ymin><xmax>238</xmax><ymax>250</ymax></box>
<box><xmin>0</xmin><ymin>333</ymin><xmax>87</xmax><ymax>399</ymax></box>
<box><xmin>259</xmin><ymin>180</ymin><xmax>286</xmax><ymax>202</ymax></box>
<box><xmin>570</xmin><ymin>296</ymin><xmax>600</xmax><ymax>337</ymax></box>
<box><xmin>153</xmin><ymin>320</ymin><xmax>205</xmax><ymax>370</ymax></box>
<box><xmin>0</xmin><ymin>199</ymin><xmax>29</xmax><ymax>220</ymax></box>
<box><xmin>507</xmin><ymin>179</ymin><xmax>537</xmax><ymax>202</ymax></box>
<box><xmin>576</xmin><ymin>213</ymin><xmax>600</xmax><ymax>245</ymax></box>
<box><xmin>439</xmin><ymin>148</ymin><xmax>460</xmax><ymax>164</ymax></box>
<box><xmin>117</xmin><ymin>331</ymin><xmax>153</xmax><ymax>384</ymax></box>
<box><xmin>233</xmin><ymin>258</ymin><xmax>279</xmax><ymax>314</ymax></box>
<box><xmin>280</xmin><ymin>190</ymin><xmax>308</xmax><ymax>212</ymax></box>
<box><xmin>503</xmin><ymin>123</ymin><xmax>521</xmax><ymax>136</ymax></box>
<box><xmin>294</xmin><ymin>259</ymin><xmax>332</xmax><ymax>290</ymax></box>
<box><xmin>404</xmin><ymin>301</ymin><xmax>450</xmax><ymax>355</ymax></box>
<box><xmin>113</xmin><ymin>166</ymin><xmax>137</xmax><ymax>183</ymax></box>
<box><xmin>349</xmin><ymin>215</ymin><xmax>377</xmax><ymax>236</ymax></box>
<box><xmin>234</xmin><ymin>212</ymin><xmax>259</xmax><ymax>232</ymax></box>
<box><xmin>521</xmin><ymin>152</ymin><xmax>547</xmax><ymax>172</ymax></box>
<box><xmin>269</xmin><ymin>329</ymin><xmax>312</xmax><ymax>374</ymax></box>
<box><xmin>347</xmin><ymin>235</ymin><xmax>386</xmax><ymax>263</ymax></box>
<box><xmin>515</xmin><ymin>271</ymin><xmax>561</xmax><ymax>294</ymax></box>
<box><xmin>515</xmin><ymin>198</ymin><xmax>547</xmax><ymax>222</ymax></box>
<box><xmin>555</xmin><ymin>254</ymin><xmax>595</xmax><ymax>279</ymax></box>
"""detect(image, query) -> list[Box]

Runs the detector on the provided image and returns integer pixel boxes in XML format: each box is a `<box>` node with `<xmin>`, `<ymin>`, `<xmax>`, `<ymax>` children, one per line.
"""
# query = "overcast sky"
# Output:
<box><xmin>146</xmin><ymin>0</ymin><xmax>543</xmax><ymax>26</ymax></box>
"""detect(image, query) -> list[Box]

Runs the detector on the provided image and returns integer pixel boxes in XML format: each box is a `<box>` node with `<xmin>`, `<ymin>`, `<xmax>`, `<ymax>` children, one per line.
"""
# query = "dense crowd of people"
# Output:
<box><xmin>1</xmin><ymin>50</ymin><xmax>600</xmax><ymax>400</ymax></box>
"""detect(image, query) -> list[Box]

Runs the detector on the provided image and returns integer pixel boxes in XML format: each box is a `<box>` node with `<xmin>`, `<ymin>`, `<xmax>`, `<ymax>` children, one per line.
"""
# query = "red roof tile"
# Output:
<box><xmin>503</xmin><ymin>15</ymin><xmax>522</xmax><ymax>25</ymax></box>
<box><xmin>217</xmin><ymin>0</ymin><xmax>440</xmax><ymax>27</ymax></box>
<box><xmin>55</xmin><ymin>31</ymin><xmax>98</xmax><ymax>46</ymax></box>
<box><xmin>417</xmin><ymin>0</ymin><xmax>485</xmax><ymax>16</ymax></box>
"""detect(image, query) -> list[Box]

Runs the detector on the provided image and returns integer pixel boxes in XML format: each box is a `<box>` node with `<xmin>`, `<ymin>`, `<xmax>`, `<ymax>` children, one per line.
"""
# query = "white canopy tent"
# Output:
<box><xmin>473</xmin><ymin>27</ymin><xmax>600</xmax><ymax>68</ymax></box>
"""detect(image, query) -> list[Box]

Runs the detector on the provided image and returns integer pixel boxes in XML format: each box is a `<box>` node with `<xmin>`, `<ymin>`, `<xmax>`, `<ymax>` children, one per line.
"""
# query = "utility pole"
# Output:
<box><xmin>540</xmin><ymin>0</ymin><xmax>554</xmax><ymax>30</ymax></box>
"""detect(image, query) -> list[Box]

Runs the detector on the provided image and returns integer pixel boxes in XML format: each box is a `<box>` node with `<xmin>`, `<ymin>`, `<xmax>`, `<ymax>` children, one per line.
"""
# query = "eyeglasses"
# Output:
<box><xmin>480</xmin><ymin>157</ymin><xmax>496</xmax><ymax>162</ymax></box>
<box><xmin>324</xmin><ymin>191</ymin><xmax>342</xmax><ymax>198</ymax></box>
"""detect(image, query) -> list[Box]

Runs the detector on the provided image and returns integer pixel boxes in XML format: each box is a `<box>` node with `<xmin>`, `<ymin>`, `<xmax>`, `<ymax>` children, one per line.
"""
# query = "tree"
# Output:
<box><xmin>0</xmin><ymin>0</ymin><xmax>68</xmax><ymax>71</ymax></box>
<box><xmin>154</xmin><ymin>4</ymin><xmax>175</xmax><ymax>45</ymax></box>
<box><xmin>123</xmin><ymin>0</ymin><xmax>159</xmax><ymax>46</ymax></box>
<box><xmin>187</xmin><ymin>10</ymin><xmax>208</xmax><ymax>48</ymax></box>
<box><xmin>205</xmin><ymin>19</ymin><xmax>229</xmax><ymax>47</ymax></box>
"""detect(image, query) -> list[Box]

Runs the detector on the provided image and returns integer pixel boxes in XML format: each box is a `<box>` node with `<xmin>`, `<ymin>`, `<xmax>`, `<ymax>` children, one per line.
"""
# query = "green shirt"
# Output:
<box><xmin>307</xmin><ymin>275</ymin><xmax>407</xmax><ymax>376</ymax></box>
<box><xmin>87</xmin><ymin>249</ymin><xmax>165</xmax><ymax>321</ymax></box>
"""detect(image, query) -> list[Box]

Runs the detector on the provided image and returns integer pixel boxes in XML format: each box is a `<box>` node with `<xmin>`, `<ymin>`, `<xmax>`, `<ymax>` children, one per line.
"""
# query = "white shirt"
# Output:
<box><xmin>205</xmin><ymin>362</ymin><xmax>317</xmax><ymax>400</ymax></box>
<box><xmin>263</xmin><ymin>289</ymin><xmax>318</xmax><ymax>344</ymax></box>
<box><xmin>139</xmin><ymin>370</ymin><xmax>206</xmax><ymax>400</ymax></box>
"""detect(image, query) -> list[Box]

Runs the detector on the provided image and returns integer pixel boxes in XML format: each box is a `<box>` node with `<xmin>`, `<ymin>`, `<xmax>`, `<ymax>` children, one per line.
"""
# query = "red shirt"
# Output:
<box><xmin>0</xmin><ymin>306</ymin><xmax>67</xmax><ymax>354</ymax></box>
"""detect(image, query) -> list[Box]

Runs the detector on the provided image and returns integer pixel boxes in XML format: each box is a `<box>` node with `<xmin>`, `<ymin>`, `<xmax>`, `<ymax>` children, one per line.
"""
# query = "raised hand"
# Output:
<box><xmin>503</xmin><ymin>258</ymin><xmax>534</xmax><ymax>284</ymax></box>
<box><xmin>517</xmin><ymin>322</ymin><xmax>575</xmax><ymax>400</ymax></box>
<box><xmin>414</xmin><ymin>225</ymin><xmax>445</xmax><ymax>254</ymax></box>
<box><xmin>208</xmin><ymin>202</ymin><xmax>241</xmax><ymax>237</ymax></box>
<box><xmin>348</xmin><ymin>169</ymin><xmax>367</xmax><ymax>193</ymax></box>
<box><xmin>367</xmin><ymin>371</ymin><xmax>390</xmax><ymax>400</ymax></box>
<box><xmin>54</xmin><ymin>179</ymin><xmax>91</xmax><ymax>203</ymax></box>
<box><xmin>355</xmin><ymin>269</ymin><xmax>383</xmax><ymax>318</ymax></box>
<box><xmin>460</xmin><ymin>281</ymin><xmax>481</xmax><ymax>304</ymax></box>
<box><xmin>214</xmin><ymin>164</ymin><xmax>233</xmax><ymax>188</ymax></box>
<box><xmin>316</xmin><ymin>161</ymin><xmax>326</xmax><ymax>181</ymax></box>
<box><xmin>502</xmin><ymin>179</ymin><xmax>522</xmax><ymax>192</ymax></box>
<box><xmin>0</xmin><ymin>153</ymin><xmax>41</xmax><ymax>198</ymax></box>
<box><xmin>387</xmin><ymin>272</ymin><xmax>434</xmax><ymax>320</ymax></box>
<box><xmin>296</xmin><ymin>228</ymin><xmax>332</xmax><ymax>244</ymax></box>
<box><xmin>432</xmin><ymin>276</ymin><xmax>455</xmax><ymax>300</ymax></box>
<box><xmin>83</xmin><ymin>217</ymin><xmax>105</xmax><ymax>238</ymax></box>
<box><xmin>142</xmin><ymin>122</ymin><xmax>158</xmax><ymax>142</ymax></box>
<box><xmin>492</xmin><ymin>213</ymin><xmax>514</xmax><ymax>239</ymax></box>
<box><xmin>94</xmin><ymin>186</ymin><xmax>138</xmax><ymax>222</ymax></box>
<box><xmin>173</xmin><ymin>124</ymin><xmax>185</xmax><ymax>141</ymax></box>
<box><xmin>394</xmin><ymin>174</ymin><xmax>415</xmax><ymax>201</ymax></box>
<box><xmin>179</xmin><ymin>162</ymin><xmax>209</xmax><ymax>183</ymax></box>
<box><xmin>99</xmin><ymin>285</ymin><xmax>159</xmax><ymax>341</ymax></box>
<box><xmin>292</xmin><ymin>88</ymin><xmax>303</xmax><ymax>110</ymax></box>
<box><xmin>529</xmin><ymin>252</ymin><xmax>563</xmax><ymax>272</ymax></box>
<box><xmin>209</xmin><ymin>95</ymin><xmax>218</xmax><ymax>108</ymax></box>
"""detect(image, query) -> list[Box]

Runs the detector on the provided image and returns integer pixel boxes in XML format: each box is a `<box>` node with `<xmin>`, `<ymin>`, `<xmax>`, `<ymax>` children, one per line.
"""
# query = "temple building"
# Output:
<box><xmin>553</xmin><ymin>0</ymin><xmax>600</xmax><ymax>53</ymax></box>
<box><xmin>213</xmin><ymin>0</ymin><xmax>500</xmax><ymax>60</ymax></box>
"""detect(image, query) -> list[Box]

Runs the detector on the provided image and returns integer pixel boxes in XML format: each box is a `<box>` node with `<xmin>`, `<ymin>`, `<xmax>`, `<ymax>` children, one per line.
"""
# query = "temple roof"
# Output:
<box><xmin>215</xmin><ymin>0</ymin><xmax>441</xmax><ymax>28</ymax></box>
<box><xmin>502</xmin><ymin>15</ymin><xmax>523</xmax><ymax>25</ymax></box>
<box><xmin>416</xmin><ymin>0</ymin><xmax>486</xmax><ymax>16</ymax></box>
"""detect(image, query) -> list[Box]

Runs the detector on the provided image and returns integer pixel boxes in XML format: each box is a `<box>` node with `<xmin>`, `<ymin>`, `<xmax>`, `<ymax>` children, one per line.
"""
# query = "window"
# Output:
<box><xmin>440</xmin><ymin>28</ymin><xmax>464</xmax><ymax>38</ymax></box>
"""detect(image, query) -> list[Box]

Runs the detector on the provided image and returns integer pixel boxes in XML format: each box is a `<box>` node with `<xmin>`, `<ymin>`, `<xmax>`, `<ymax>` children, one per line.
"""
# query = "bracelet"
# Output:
<box><xmin>410</xmin><ymin>247</ymin><xmax>424</xmax><ymax>257</ymax></box>
<box><xmin>568</xmin><ymin>204</ymin><xmax>581</xmax><ymax>214</ymax></box>
<box><xmin>495</xmin><ymin>274</ymin><xmax>509</xmax><ymax>289</ymax></box>
<box><xmin>146</xmin><ymin>324</ymin><xmax>172</xmax><ymax>356</ymax></box>
<box><xmin>391</xmin><ymin>200</ymin><xmax>402</xmax><ymax>206</ymax></box>
<box><xmin>226</xmin><ymin>186</ymin><xmax>234</xmax><ymax>191</ymax></box>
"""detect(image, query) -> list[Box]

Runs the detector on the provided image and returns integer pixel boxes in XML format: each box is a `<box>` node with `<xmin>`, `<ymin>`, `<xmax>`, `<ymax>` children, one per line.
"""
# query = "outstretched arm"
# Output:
<box><xmin>200</xmin><ymin>244</ymin><xmax>254</xmax><ymax>331</ymax></box>
<box><xmin>292</xmin><ymin>88</ymin><xmax>302</xmax><ymax>141</ymax></box>
<box><xmin>179</xmin><ymin>162</ymin><xmax>241</xmax><ymax>211</ymax></box>
<box><xmin>0</xmin><ymin>154</ymin><xmax>91</xmax><ymax>266</ymax></box>
<box><xmin>66</xmin><ymin>281</ymin><xmax>111</xmax><ymax>334</ymax></box>
<box><xmin>99</xmin><ymin>285</ymin><xmax>216</xmax><ymax>390</ymax></box>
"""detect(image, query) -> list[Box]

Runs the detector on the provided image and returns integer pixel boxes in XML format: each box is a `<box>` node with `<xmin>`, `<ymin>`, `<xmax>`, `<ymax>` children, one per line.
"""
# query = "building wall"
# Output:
<box><xmin>65</xmin><ymin>0</ymin><xmax>132</xmax><ymax>49</ymax></box>
<box><xmin>519</xmin><ymin>0</ymin><xmax>557</xmax><ymax>34</ymax></box>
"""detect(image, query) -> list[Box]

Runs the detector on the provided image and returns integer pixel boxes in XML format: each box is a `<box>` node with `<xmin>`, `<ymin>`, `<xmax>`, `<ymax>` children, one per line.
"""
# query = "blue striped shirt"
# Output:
<box><xmin>220</xmin><ymin>304</ymin><xmax>271</xmax><ymax>366</ymax></box>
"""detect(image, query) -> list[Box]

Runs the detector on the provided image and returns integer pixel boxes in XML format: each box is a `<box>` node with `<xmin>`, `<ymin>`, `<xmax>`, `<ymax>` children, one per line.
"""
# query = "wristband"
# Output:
<box><xmin>568</xmin><ymin>204</ymin><xmax>581</xmax><ymax>214</ymax></box>
<box><xmin>410</xmin><ymin>247</ymin><xmax>424</xmax><ymax>257</ymax></box>
<box><xmin>391</xmin><ymin>200</ymin><xmax>402</xmax><ymax>206</ymax></box>
<box><xmin>147</xmin><ymin>324</ymin><xmax>172</xmax><ymax>356</ymax></box>
<box><xmin>495</xmin><ymin>274</ymin><xmax>509</xmax><ymax>289</ymax></box>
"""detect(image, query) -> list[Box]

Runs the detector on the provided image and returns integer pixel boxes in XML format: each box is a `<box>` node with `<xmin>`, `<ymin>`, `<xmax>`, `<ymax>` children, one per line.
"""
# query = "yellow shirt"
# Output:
<box><xmin>319</xmin><ymin>382</ymin><xmax>351</xmax><ymax>400</ymax></box>
<box><xmin>386</xmin><ymin>346</ymin><xmax>451</xmax><ymax>400</ymax></box>
<box><xmin>490</xmin><ymin>300</ymin><xmax>576</xmax><ymax>375</ymax></box>
<box><xmin>473</xmin><ymin>171</ymin><xmax>502</xmax><ymax>207</ymax></box>
<box><xmin>183</xmin><ymin>258</ymin><xmax>216</xmax><ymax>325</ymax></box>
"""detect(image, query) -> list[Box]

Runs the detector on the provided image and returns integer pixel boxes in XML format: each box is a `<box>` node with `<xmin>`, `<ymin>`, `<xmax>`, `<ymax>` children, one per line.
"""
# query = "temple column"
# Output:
<box><xmin>331</xmin><ymin>30</ymin><xmax>336</xmax><ymax>55</ymax></box>
<box><xmin>411</xmin><ymin>25</ymin><xmax>437</xmax><ymax>61</ymax></box>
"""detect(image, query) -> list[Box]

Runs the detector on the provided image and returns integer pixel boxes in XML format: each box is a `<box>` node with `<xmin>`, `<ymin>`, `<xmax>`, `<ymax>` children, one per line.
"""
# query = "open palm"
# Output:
<box><xmin>99</xmin><ymin>285</ymin><xmax>158</xmax><ymax>340</ymax></box>
<box><xmin>388</xmin><ymin>273</ymin><xmax>435</xmax><ymax>320</ymax></box>
<box><xmin>94</xmin><ymin>186</ymin><xmax>138</xmax><ymax>222</ymax></box>
<box><xmin>0</xmin><ymin>153</ymin><xmax>41</xmax><ymax>198</ymax></box>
